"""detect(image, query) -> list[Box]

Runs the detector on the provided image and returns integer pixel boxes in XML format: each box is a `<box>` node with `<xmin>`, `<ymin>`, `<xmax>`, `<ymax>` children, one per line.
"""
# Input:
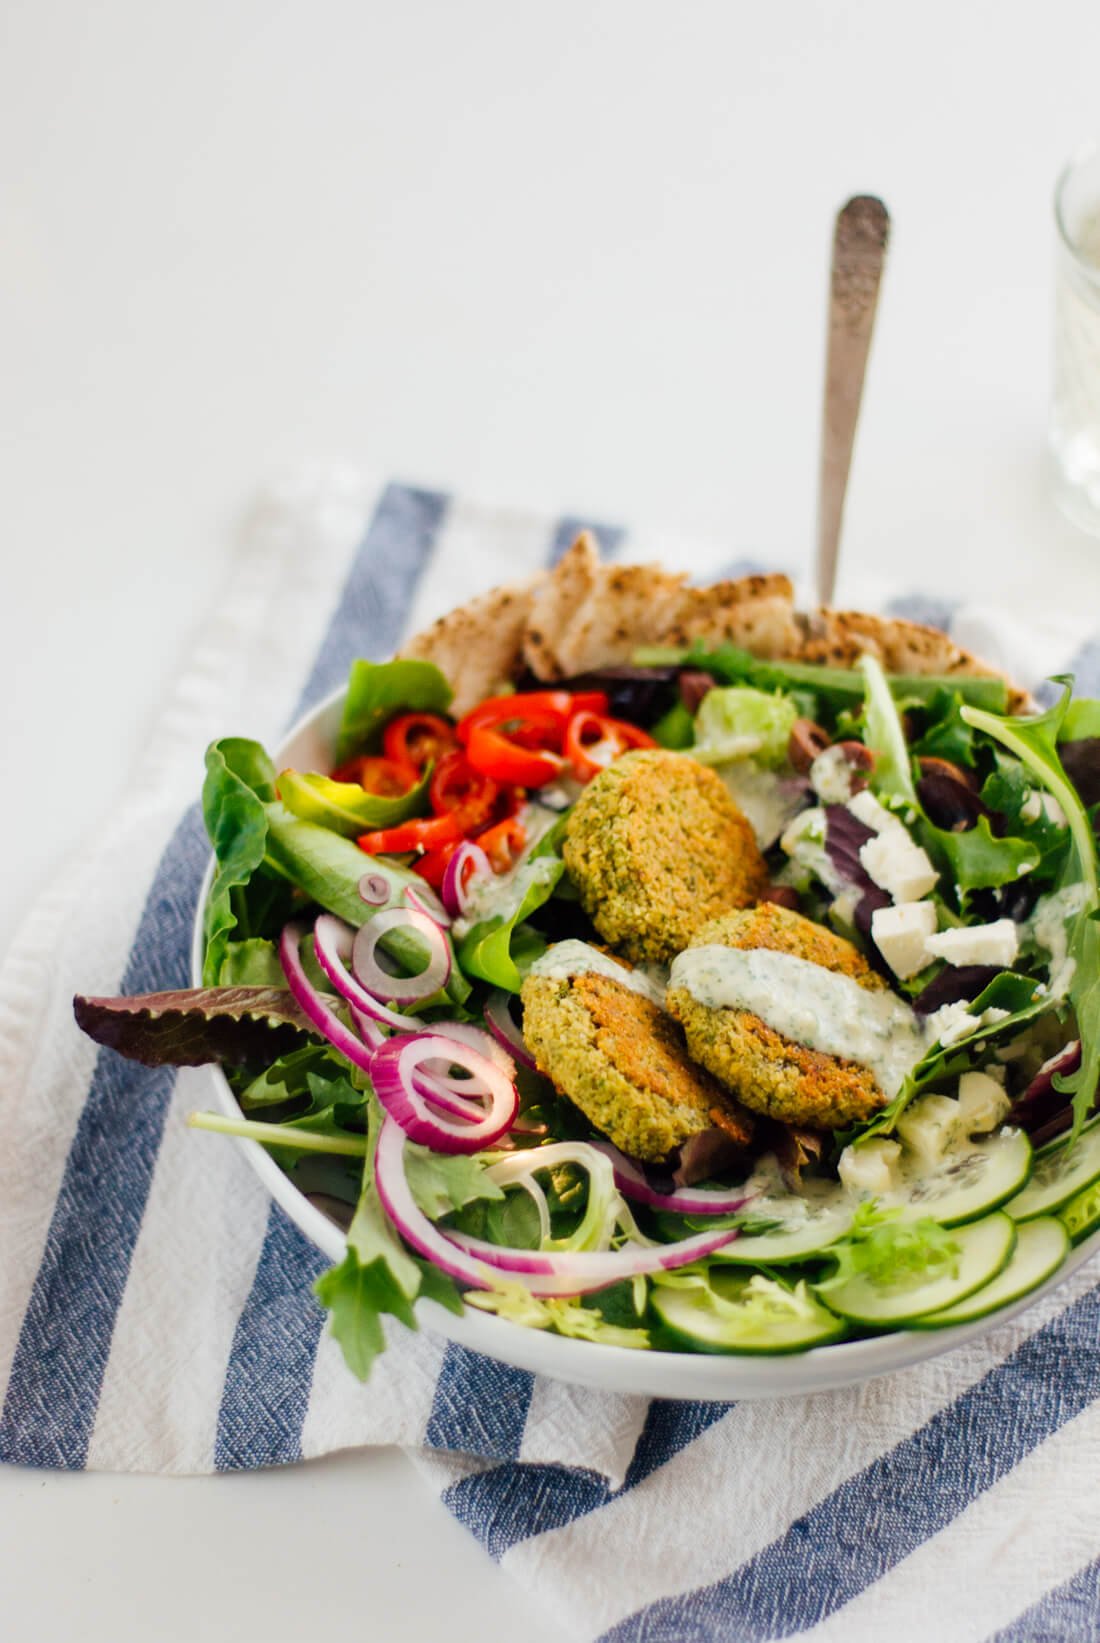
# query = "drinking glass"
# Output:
<box><xmin>1050</xmin><ymin>143</ymin><xmax>1100</xmax><ymax>535</ymax></box>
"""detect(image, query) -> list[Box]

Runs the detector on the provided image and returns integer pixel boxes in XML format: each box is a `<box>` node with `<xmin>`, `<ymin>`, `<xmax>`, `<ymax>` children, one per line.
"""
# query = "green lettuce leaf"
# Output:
<box><xmin>1061</xmin><ymin>698</ymin><xmax>1100</xmax><ymax>741</ymax></box>
<box><xmin>335</xmin><ymin>659</ymin><xmax>453</xmax><ymax>763</ymax></box>
<box><xmin>457</xmin><ymin>856</ymin><xmax>564</xmax><ymax>991</ymax></box>
<box><xmin>910</xmin><ymin>687</ymin><xmax>978</xmax><ymax>768</ymax></box>
<box><xmin>277</xmin><ymin>766</ymin><xmax>431</xmax><ymax>839</ymax></box>
<box><xmin>651</xmin><ymin>700</ymin><xmax>695</xmax><ymax>749</ymax></box>
<box><xmin>465</xmin><ymin>1283</ymin><xmax>651</xmax><ymax>1348</ymax></box>
<box><xmin>201</xmin><ymin>739</ymin><xmax>286</xmax><ymax>984</ymax></box>
<box><xmin>817</xmin><ymin>1203</ymin><xmax>960</xmax><ymax>1295</ymax></box>
<box><xmin>690</xmin><ymin>686</ymin><xmax>797</xmax><ymax>769</ymax></box>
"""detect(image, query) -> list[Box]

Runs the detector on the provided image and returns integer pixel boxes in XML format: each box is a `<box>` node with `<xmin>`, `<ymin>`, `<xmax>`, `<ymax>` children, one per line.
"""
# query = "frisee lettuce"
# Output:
<box><xmin>816</xmin><ymin>1203</ymin><xmax>960</xmax><ymax>1296</ymax></box>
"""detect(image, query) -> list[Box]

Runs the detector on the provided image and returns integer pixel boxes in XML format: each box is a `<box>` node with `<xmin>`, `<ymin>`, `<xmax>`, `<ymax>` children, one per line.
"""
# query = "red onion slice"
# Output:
<box><xmin>352</xmin><ymin>908</ymin><xmax>451</xmax><ymax>1003</ymax></box>
<box><xmin>314</xmin><ymin>914</ymin><xmax>422</xmax><ymax>1033</ymax></box>
<box><xmin>278</xmin><ymin>923</ymin><xmax>378</xmax><ymax>1076</ymax></box>
<box><xmin>404</xmin><ymin>882</ymin><xmax>452</xmax><ymax>929</ymax></box>
<box><xmin>441</xmin><ymin>841</ymin><xmax>492</xmax><ymax>918</ymax></box>
<box><xmin>359</xmin><ymin>872</ymin><xmax>392</xmax><ymax>906</ymax></box>
<box><xmin>370</xmin><ymin>1033</ymin><xmax>518</xmax><ymax>1152</ymax></box>
<box><xmin>445</xmin><ymin>1225</ymin><xmax>738</xmax><ymax>1291</ymax></box>
<box><xmin>373</xmin><ymin>1120</ymin><xmax>740</xmax><ymax>1297</ymax></box>
<box><xmin>484</xmin><ymin>989</ymin><xmax>538</xmax><ymax>1071</ymax></box>
<box><xmin>590</xmin><ymin>1142</ymin><xmax>755</xmax><ymax>1216</ymax></box>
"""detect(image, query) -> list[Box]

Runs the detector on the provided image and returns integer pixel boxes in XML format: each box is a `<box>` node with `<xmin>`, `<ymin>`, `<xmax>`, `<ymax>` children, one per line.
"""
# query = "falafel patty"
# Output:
<box><xmin>665</xmin><ymin>903</ymin><xmax>890</xmax><ymax>1130</ymax></box>
<box><xmin>562</xmin><ymin>750</ymin><xmax>767</xmax><ymax>965</ymax></box>
<box><xmin>520</xmin><ymin>969</ymin><xmax>755</xmax><ymax>1162</ymax></box>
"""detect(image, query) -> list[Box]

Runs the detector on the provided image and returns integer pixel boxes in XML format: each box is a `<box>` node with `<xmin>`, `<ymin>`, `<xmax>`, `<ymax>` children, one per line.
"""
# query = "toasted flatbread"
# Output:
<box><xmin>399</xmin><ymin>530</ymin><xmax>1022</xmax><ymax>713</ymax></box>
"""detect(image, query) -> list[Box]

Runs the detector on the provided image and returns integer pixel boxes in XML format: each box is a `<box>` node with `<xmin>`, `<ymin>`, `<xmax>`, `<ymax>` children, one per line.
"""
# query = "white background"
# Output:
<box><xmin>3</xmin><ymin>1</ymin><xmax>1100</xmax><ymax>1638</ymax></box>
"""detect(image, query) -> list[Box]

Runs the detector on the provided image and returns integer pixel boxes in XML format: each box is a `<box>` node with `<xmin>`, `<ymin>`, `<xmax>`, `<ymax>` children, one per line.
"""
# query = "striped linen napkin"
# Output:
<box><xmin>3</xmin><ymin>471</ymin><xmax>1100</xmax><ymax>1640</ymax></box>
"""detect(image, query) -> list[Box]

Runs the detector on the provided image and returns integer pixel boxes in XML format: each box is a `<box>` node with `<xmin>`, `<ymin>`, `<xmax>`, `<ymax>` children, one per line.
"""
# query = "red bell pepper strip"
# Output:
<box><xmin>329</xmin><ymin>754</ymin><xmax>419</xmax><ymax>795</ymax></box>
<box><xmin>465</xmin><ymin>723</ymin><xmax>565</xmax><ymax>788</ymax></box>
<box><xmin>563</xmin><ymin>710</ymin><xmax>657</xmax><ymax>782</ymax></box>
<box><xmin>357</xmin><ymin>813</ymin><xmax>464</xmax><ymax>856</ymax></box>
<box><xmin>476</xmin><ymin>815</ymin><xmax>528</xmax><ymax>873</ymax></box>
<box><xmin>456</xmin><ymin>690</ymin><xmax>609</xmax><ymax>745</ymax></box>
<box><xmin>382</xmin><ymin>712</ymin><xmax>458</xmax><ymax>772</ymax></box>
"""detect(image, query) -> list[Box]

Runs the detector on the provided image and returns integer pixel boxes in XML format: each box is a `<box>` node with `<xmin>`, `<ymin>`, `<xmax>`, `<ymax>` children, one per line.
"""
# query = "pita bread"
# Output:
<box><xmin>399</xmin><ymin>530</ymin><xmax>1023</xmax><ymax>714</ymax></box>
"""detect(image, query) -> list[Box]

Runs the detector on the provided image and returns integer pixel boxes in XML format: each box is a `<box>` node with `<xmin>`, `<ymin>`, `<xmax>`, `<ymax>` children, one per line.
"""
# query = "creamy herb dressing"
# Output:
<box><xmin>528</xmin><ymin>939</ymin><xmax>666</xmax><ymax>1005</ymax></box>
<box><xmin>453</xmin><ymin>853</ymin><xmax>560</xmax><ymax>939</ymax></box>
<box><xmin>668</xmin><ymin>945</ymin><xmax>928</xmax><ymax>1095</ymax></box>
<box><xmin>713</xmin><ymin>760</ymin><xmax>808</xmax><ymax>849</ymax></box>
<box><xmin>1027</xmin><ymin>883</ymin><xmax>1088</xmax><ymax>999</ymax></box>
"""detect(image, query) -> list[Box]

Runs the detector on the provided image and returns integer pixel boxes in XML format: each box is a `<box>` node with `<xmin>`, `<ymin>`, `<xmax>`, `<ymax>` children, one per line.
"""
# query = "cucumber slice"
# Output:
<box><xmin>885</xmin><ymin>1127</ymin><xmax>1033</xmax><ymax>1227</ymax></box>
<box><xmin>650</xmin><ymin>1270</ymin><xmax>847</xmax><ymax>1355</ymax></box>
<box><xmin>818</xmin><ymin>1212</ymin><xmax>1016</xmax><ymax>1327</ymax></box>
<box><xmin>712</xmin><ymin>1200</ymin><xmax>855</xmax><ymax>1265</ymax></box>
<box><xmin>909</xmin><ymin>1218</ymin><xmax>1069</xmax><ymax>1328</ymax></box>
<box><xmin>1005</xmin><ymin>1120</ymin><xmax>1100</xmax><ymax>1221</ymax></box>
<box><xmin>1060</xmin><ymin>1176</ymin><xmax>1100</xmax><ymax>1245</ymax></box>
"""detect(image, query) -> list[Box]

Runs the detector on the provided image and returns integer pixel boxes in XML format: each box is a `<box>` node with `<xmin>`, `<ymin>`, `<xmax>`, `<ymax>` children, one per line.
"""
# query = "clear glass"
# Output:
<box><xmin>1049</xmin><ymin>143</ymin><xmax>1100</xmax><ymax>535</ymax></box>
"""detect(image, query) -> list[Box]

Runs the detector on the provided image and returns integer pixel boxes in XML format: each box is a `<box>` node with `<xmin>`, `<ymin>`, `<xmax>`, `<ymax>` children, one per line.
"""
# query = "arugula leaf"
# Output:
<box><xmin>1061</xmin><ymin>698</ymin><xmax>1100</xmax><ymax>741</ymax></box>
<box><xmin>962</xmin><ymin>684</ymin><xmax>1100</xmax><ymax>1142</ymax></box>
<box><xmin>202</xmin><ymin>739</ymin><xmax>282</xmax><ymax>984</ymax></box>
<box><xmin>73</xmin><ymin>985</ymin><xmax>316</xmax><ymax>1067</ymax></box>
<box><xmin>277</xmin><ymin>766</ymin><xmax>431</xmax><ymax>839</ymax></box>
<box><xmin>457</xmin><ymin>856</ymin><xmax>564</xmax><ymax>991</ymax></box>
<box><xmin>911</xmin><ymin>688</ymin><xmax>978</xmax><ymax>768</ymax></box>
<box><xmin>240</xmin><ymin>1042</ymin><xmax>347</xmax><ymax>1109</ymax></box>
<box><xmin>927</xmin><ymin>814</ymin><xmax>1040</xmax><ymax>895</ymax></box>
<box><xmin>335</xmin><ymin>659</ymin><xmax>453</xmax><ymax>763</ymax></box>
<box><xmin>313</xmin><ymin>1095</ymin><xmax>424</xmax><ymax>1380</ymax></box>
<box><xmin>404</xmin><ymin>1146</ymin><xmax>505</xmax><ymax>1219</ymax></box>
<box><xmin>445</xmin><ymin>1184</ymin><xmax>544</xmax><ymax>1249</ymax></box>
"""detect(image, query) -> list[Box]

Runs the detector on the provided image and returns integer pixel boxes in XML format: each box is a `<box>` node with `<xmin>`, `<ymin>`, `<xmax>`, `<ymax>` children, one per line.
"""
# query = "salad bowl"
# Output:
<box><xmin>188</xmin><ymin>680</ymin><xmax>1100</xmax><ymax>1402</ymax></box>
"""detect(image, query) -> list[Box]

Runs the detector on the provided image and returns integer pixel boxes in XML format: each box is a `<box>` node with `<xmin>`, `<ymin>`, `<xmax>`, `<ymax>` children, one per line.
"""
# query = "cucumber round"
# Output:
<box><xmin>650</xmin><ymin>1270</ymin><xmax>847</xmax><ymax>1355</ymax></box>
<box><xmin>712</xmin><ymin>1201</ymin><xmax>855</xmax><ymax>1265</ymax></box>
<box><xmin>1060</xmin><ymin>1176</ymin><xmax>1100</xmax><ymax>1245</ymax></box>
<box><xmin>818</xmin><ymin>1211</ymin><xmax>1016</xmax><ymax>1327</ymax></box>
<box><xmin>908</xmin><ymin>1217</ymin><xmax>1069</xmax><ymax>1329</ymax></box>
<box><xmin>1005</xmin><ymin>1121</ymin><xmax>1100</xmax><ymax>1221</ymax></box>
<box><xmin>885</xmin><ymin>1127</ymin><xmax>1033</xmax><ymax>1227</ymax></box>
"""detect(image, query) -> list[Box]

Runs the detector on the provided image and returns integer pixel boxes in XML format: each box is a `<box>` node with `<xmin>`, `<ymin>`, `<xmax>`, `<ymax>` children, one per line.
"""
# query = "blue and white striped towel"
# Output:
<box><xmin>3</xmin><ymin>472</ymin><xmax>1100</xmax><ymax>1640</ymax></box>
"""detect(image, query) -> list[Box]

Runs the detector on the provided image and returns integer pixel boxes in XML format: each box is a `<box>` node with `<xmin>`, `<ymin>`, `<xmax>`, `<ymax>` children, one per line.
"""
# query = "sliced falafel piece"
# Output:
<box><xmin>520</xmin><ymin>969</ymin><xmax>755</xmax><ymax>1163</ymax></box>
<box><xmin>562</xmin><ymin>750</ymin><xmax>768</xmax><ymax>966</ymax></box>
<box><xmin>665</xmin><ymin>903</ymin><xmax>890</xmax><ymax>1131</ymax></box>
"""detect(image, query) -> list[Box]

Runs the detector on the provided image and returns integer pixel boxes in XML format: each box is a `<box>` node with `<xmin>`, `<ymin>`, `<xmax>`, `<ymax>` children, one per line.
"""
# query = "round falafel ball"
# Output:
<box><xmin>665</xmin><ymin>903</ymin><xmax>889</xmax><ymax>1130</ymax></box>
<box><xmin>562</xmin><ymin>750</ymin><xmax>767</xmax><ymax>965</ymax></box>
<box><xmin>520</xmin><ymin>968</ymin><xmax>755</xmax><ymax>1163</ymax></box>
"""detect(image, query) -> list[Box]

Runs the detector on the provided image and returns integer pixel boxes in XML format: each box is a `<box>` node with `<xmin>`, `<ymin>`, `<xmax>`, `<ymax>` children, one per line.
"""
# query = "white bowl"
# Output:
<box><xmin>191</xmin><ymin>685</ymin><xmax>1100</xmax><ymax>1400</ymax></box>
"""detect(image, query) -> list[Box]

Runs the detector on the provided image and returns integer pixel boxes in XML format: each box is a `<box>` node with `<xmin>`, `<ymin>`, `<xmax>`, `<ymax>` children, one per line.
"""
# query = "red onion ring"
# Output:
<box><xmin>313</xmin><ymin>914</ymin><xmax>422</xmax><ymax>1033</ymax></box>
<box><xmin>484</xmin><ymin>989</ymin><xmax>538</xmax><ymax>1071</ymax></box>
<box><xmin>278</xmin><ymin>923</ymin><xmax>378</xmax><ymax>1076</ymax></box>
<box><xmin>441</xmin><ymin>841</ymin><xmax>492</xmax><ymax>918</ymax></box>
<box><xmin>352</xmin><ymin>908</ymin><xmax>451</xmax><ymax>1003</ymax></box>
<box><xmin>590</xmin><ymin>1142</ymin><xmax>755</xmax><ymax>1216</ymax></box>
<box><xmin>359</xmin><ymin>871</ymin><xmax>392</xmax><ymax>906</ymax></box>
<box><xmin>373</xmin><ymin>1119</ymin><xmax>741</xmax><ymax>1296</ymax></box>
<box><xmin>404</xmin><ymin>882</ymin><xmax>452</xmax><ymax>929</ymax></box>
<box><xmin>370</xmin><ymin>1033</ymin><xmax>518</xmax><ymax>1152</ymax></box>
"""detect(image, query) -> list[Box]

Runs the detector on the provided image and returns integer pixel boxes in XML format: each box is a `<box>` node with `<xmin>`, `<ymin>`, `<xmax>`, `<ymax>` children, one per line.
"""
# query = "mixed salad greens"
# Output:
<box><xmin>74</xmin><ymin>641</ymin><xmax>1100</xmax><ymax>1374</ymax></box>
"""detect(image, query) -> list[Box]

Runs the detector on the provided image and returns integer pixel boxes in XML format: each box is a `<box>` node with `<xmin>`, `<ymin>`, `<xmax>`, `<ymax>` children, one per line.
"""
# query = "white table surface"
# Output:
<box><xmin>3</xmin><ymin>2</ymin><xmax>1100</xmax><ymax>1638</ymax></box>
